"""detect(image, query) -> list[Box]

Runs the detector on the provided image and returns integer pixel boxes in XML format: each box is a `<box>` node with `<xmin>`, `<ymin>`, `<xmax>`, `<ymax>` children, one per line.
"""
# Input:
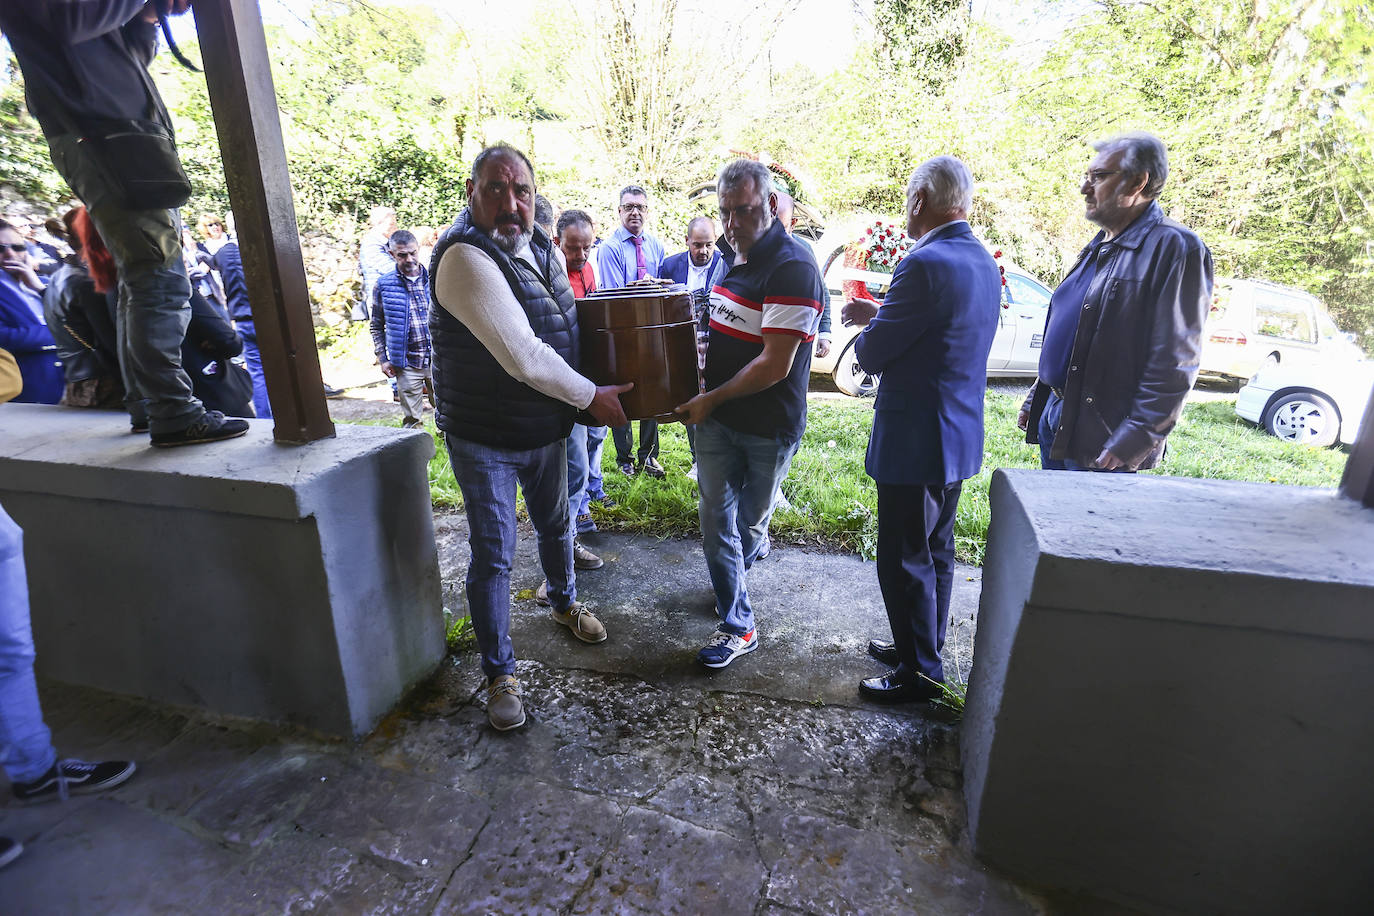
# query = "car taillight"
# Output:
<box><xmin>1209</xmin><ymin>330</ymin><xmax>1246</xmax><ymax>346</ymax></box>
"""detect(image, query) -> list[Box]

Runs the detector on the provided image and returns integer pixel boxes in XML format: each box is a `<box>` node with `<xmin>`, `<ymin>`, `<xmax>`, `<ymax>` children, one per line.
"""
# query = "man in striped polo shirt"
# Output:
<box><xmin>673</xmin><ymin>159</ymin><xmax>824</xmax><ymax>669</ymax></box>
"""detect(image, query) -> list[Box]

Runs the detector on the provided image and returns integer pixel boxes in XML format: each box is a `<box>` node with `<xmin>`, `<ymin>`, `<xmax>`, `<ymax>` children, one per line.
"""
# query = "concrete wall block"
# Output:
<box><xmin>963</xmin><ymin>469</ymin><xmax>1374</xmax><ymax>914</ymax></box>
<box><xmin>0</xmin><ymin>404</ymin><xmax>445</xmax><ymax>737</ymax></box>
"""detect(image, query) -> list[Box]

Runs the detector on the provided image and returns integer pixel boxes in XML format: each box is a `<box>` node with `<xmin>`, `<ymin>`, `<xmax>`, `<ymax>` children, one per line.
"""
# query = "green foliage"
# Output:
<box><xmin>346</xmin><ymin>389</ymin><xmax>1345</xmax><ymax>571</ymax></box>
<box><xmin>6</xmin><ymin>0</ymin><xmax>1365</xmax><ymax>347</ymax></box>
<box><xmin>0</xmin><ymin>57</ymin><xmax>67</xmax><ymax>206</ymax></box>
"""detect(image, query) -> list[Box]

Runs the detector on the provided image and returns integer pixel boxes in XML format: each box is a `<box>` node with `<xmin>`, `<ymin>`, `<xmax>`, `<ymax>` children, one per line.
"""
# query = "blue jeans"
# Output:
<box><xmin>695</xmin><ymin>417</ymin><xmax>800</xmax><ymax>635</ymax></box>
<box><xmin>444</xmin><ymin>434</ymin><xmax>575</xmax><ymax>680</ymax></box>
<box><xmin>568</xmin><ymin>425</ymin><xmax>610</xmax><ymax>521</ymax></box>
<box><xmin>240</xmin><ymin>329</ymin><xmax>272</xmax><ymax>419</ymax></box>
<box><xmin>0</xmin><ymin>505</ymin><xmax>56</xmax><ymax>784</ymax></box>
<box><xmin>586</xmin><ymin>425</ymin><xmax>608</xmax><ymax>501</ymax></box>
<box><xmin>1039</xmin><ymin>391</ymin><xmax>1135</xmax><ymax>473</ymax></box>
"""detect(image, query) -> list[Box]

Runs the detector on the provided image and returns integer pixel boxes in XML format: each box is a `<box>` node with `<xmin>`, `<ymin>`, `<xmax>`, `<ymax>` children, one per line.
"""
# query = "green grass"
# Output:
<box><xmin>351</xmin><ymin>390</ymin><xmax>1349</xmax><ymax>567</ymax></box>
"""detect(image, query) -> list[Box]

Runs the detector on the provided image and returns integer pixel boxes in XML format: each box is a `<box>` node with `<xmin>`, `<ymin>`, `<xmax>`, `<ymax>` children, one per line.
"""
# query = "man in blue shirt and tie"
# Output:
<box><xmin>597</xmin><ymin>185</ymin><xmax>668</xmax><ymax>478</ymax></box>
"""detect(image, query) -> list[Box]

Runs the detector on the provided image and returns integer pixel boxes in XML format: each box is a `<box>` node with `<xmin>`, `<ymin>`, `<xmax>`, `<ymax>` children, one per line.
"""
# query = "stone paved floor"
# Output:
<box><xmin>1</xmin><ymin>519</ymin><xmax>1047</xmax><ymax>914</ymax></box>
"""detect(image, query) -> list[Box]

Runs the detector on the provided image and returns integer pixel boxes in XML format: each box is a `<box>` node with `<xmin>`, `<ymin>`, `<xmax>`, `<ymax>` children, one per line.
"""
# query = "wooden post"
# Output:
<box><xmin>192</xmin><ymin>0</ymin><xmax>335</xmax><ymax>444</ymax></box>
<box><xmin>1340</xmin><ymin>385</ymin><xmax>1374</xmax><ymax>508</ymax></box>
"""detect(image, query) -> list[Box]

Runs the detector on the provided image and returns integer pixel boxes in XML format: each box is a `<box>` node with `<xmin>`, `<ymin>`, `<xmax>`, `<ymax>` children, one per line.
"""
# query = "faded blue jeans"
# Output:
<box><xmin>0</xmin><ymin>504</ymin><xmax>56</xmax><ymax>785</ymax></box>
<box><xmin>444</xmin><ymin>434</ymin><xmax>576</xmax><ymax>680</ymax></box>
<box><xmin>1039</xmin><ymin>391</ymin><xmax>1136</xmax><ymax>473</ymax></box>
<box><xmin>695</xmin><ymin>417</ymin><xmax>800</xmax><ymax>636</ymax></box>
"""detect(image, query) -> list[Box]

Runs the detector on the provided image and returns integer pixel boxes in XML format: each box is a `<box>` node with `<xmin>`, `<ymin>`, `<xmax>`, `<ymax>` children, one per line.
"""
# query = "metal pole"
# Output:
<box><xmin>192</xmin><ymin>0</ymin><xmax>335</xmax><ymax>444</ymax></box>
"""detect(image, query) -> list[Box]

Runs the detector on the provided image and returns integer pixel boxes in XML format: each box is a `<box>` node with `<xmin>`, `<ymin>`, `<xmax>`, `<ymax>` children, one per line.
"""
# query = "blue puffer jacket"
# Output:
<box><xmin>371</xmin><ymin>267</ymin><xmax>430</xmax><ymax>368</ymax></box>
<box><xmin>429</xmin><ymin>212</ymin><xmax>579</xmax><ymax>450</ymax></box>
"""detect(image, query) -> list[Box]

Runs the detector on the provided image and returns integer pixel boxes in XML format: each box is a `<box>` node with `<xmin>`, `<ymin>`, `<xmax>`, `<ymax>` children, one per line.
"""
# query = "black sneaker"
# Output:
<box><xmin>0</xmin><ymin>837</ymin><xmax>22</xmax><ymax>869</ymax></box>
<box><xmin>150</xmin><ymin>410</ymin><xmax>249</xmax><ymax>448</ymax></box>
<box><xmin>638</xmin><ymin>457</ymin><xmax>666</xmax><ymax>479</ymax></box>
<box><xmin>12</xmin><ymin>758</ymin><xmax>137</xmax><ymax>804</ymax></box>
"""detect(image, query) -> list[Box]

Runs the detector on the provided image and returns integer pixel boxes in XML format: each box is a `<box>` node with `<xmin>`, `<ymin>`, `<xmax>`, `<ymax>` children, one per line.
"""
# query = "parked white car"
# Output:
<box><xmin>810</xmin><ymin>253</ymin><xmax>1054</xmax><ymax>396</ymax></box>
<box><xmin>1200</xmin><ymin>278</ymin><xmax>1359</xmax><ymax>383</ymax></box>
<box><xmin>1235</xmin><ymin>358</ymin><xmax>1374</xmax><ymax>447</ymax></box>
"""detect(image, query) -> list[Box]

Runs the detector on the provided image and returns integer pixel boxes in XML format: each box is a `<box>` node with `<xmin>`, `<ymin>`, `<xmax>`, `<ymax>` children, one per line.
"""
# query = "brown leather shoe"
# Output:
<box><xmin>573</xmin><ymin>540</ymin><xmax>604</xmax><ymax>570</ymax></box>
<box><xmin>551</xmin><ymin>602</ymin><xmax>607</xmax><ymax>644</ymax></box>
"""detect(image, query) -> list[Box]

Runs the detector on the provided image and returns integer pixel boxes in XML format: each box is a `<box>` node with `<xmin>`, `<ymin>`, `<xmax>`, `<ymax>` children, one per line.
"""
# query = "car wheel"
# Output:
<box><xmin>833</xmin><ymin>338</ymin><xmax>880</xmax><ymax>397</ymax></box>
<box><xmin>1264</xmin><ymin>391</ymin><xmax>1340</xmax><ymax>447</ymax></box>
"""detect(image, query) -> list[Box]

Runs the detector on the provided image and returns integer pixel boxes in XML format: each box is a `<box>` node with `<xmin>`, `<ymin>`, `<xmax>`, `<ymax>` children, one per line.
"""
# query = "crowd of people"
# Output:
<box><xmin>1</xmin><ymin>204</ymin><xmax>268</xmax><ymax>424</ymax></box>
<box><xmin>1</xmin><ymin>0</ymin><xmax>1214</xmax><ymax>876</ymax></box>
<box><xmin>416</xmin><ymin>132</ymin><xmax>1210</xmax><ymax>731</ymax></box>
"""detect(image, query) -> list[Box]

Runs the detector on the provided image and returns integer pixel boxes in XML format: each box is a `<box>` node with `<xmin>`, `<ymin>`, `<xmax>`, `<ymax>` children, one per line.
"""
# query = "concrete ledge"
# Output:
<box><xmin>0</xmin><ymin>404</ymin><xmax>445</xmax><ymax>737</ymax></box>
<box><xmin>963</xmin><ymin>469</ymin><xmax>1374</xmax><ymax>915</ymax></box>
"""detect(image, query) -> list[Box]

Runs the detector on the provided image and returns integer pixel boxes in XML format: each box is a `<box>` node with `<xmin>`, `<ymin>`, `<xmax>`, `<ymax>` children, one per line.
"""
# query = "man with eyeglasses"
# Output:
<box><xmin>596</xmin><ymin>185</ymin><xmax>668</xmax><ymax>478</ymax></box>
<box><xmin>1018</xmin><ymin>132</ymin><xmax>1213</xmax><ymax>472</ymax></box>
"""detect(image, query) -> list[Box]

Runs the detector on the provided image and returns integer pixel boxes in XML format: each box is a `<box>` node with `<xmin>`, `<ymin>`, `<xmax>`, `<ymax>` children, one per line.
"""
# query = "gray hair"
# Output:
<box><xmin>716</xmin><ymin>159</ymin><xmax>776</xmax><ymax>209</ymax></box>
<box><xmin>387</xmin><ymin>229</ymin><xmax>417</xmax><ymax>249</ymax></box>
<box><xmin>618</xmin><ymin>184</ymin><xmax>649</xmax><ymax>207</ymax></box>
<box><xmin>1092</xmin><ymin>131</ymin><xmax>1168</xmax><ymax>198</ymax></box>
<box><xmin>906</xmin><ymin>156</ymin><xmax>974</xmax><ymax>213</ymax></box>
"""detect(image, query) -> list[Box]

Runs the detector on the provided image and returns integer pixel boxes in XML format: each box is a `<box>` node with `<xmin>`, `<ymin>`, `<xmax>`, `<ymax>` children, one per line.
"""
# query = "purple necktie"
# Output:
<box><xmin>631</xmin><ymin>235</ymin><xmax>647</xmax><ymax>281</ymax></box>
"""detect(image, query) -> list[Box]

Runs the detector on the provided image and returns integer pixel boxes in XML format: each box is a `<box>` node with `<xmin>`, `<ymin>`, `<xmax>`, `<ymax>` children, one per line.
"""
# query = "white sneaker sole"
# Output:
<box><xmin>699</xmin><ymin>637</ymin><xmax>758</xmax><ymax>669</ymax></box>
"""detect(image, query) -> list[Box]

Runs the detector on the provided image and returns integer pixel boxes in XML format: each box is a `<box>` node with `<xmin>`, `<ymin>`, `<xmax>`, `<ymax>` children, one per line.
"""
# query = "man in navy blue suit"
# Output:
<box><xmin>659</xmin><ymin>216</ymin><xmax>721</xmax><ymax>292</ymax></box>
<box><xmin>659</xmin><ymin>216</ymin><xmax>720</xmax><ymax>473</ymax></box>
<box><xmin>842</xmin><ymin>156</ymin><xmax>1001</xmax><ymax>703</ymax></box>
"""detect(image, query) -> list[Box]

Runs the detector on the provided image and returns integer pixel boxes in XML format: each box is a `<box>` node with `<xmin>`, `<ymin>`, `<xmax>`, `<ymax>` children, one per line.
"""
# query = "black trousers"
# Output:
<box><xmin>612</xmin><ymin>419</ymin><xmax>660</xmax><ymax>464</ymax></box>
<box><xmin>875</xmin><ymin>480</ymin><xmax>962</xmax><ymax>682</ymax></box>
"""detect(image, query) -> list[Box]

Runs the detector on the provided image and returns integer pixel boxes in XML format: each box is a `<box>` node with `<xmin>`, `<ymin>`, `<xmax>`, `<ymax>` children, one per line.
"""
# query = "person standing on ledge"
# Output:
<box><xmin>0</xmin><ymin>0</ymin><xmax>249</xmax><ymax>446</ymax></box>
<box><xmin>842</xmin><ymin>156</ymin><xmax>1000</xmax><ymax>705</ymax></box>
<box><xmin>1018</xmin><ymin>132</ymin><xmax>1213</xmax><ymax>472</ymax></box>
<box><xmin>596</xmin><ymin>184</ymin><xmax>667</xmax><ymax>479</ymax></box>
<box><xmin>674</xmin><ymin>158</ymin><xmax>823</xmax><ymax>669</ymax></box>
<box><xmin>429</xmin><ymin>145</ymin><xmax>631</xmax><ymax>732</ymax></box>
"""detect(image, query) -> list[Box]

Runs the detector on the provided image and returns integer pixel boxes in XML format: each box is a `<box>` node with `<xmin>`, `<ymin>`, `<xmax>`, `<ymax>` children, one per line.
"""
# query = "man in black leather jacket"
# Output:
<box><xmin>1018</xmin><ymin>132</ymin><xmax>1213</xmax><ymax>471</ymax></box>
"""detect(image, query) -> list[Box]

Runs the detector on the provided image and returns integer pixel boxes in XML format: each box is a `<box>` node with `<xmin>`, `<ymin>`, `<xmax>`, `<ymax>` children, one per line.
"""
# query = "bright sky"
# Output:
<box><xmin>158</xmin><ymin>0</ymin><xmax>1090</xmax><ymax>74</ymax></box>
<box><xmin>8</xmin><ymin>0</ymin><xmax>1090</xmax><ymax>85</ymax></box>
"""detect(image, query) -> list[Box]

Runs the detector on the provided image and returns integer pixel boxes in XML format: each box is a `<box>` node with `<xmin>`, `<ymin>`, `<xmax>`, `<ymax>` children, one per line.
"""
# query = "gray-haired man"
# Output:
<box><xmin>1018</xmin><ymin>132</ymin><xmax>1213</xmax><ymax>471</ymax></box>
<box><xmin>673</xmin><ymin>159</ymin><xmax>824</xmax><ymax>669</ymax></box>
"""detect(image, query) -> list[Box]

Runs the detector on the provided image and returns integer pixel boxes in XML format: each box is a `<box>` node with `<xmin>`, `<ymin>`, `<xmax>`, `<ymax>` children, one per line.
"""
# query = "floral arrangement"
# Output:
<box><xmin>847</xmin><ymin>219</ymin><xmax>914</xmax><ymax>274</ymax></box>
<box><xmin>993</xmin><ymin>249</ymin><xmax>1010</xmax><ymax>306</ymax></box>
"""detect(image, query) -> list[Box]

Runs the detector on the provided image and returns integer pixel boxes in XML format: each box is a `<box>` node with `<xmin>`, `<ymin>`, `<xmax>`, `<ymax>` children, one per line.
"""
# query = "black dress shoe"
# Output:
<box><xmin>858</xmin><ymin>671</ymin><xmax>943</xmax><ymax>704</ymax></box>
<box><xmin>867</xmin><ymin>639</ymin><xmax>898</xmax><ymax>666</ymax></box>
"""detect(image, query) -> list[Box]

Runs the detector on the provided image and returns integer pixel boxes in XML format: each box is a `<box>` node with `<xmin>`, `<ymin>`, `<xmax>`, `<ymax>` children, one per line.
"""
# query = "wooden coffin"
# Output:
<box><xmin>577</xmin><ymin>284</ymin><xmax>699</xmax><ymax>420</ymax></box>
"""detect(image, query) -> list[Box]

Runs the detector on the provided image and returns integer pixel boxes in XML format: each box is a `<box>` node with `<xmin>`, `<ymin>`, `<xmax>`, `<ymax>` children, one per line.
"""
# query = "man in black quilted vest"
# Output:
<box><xmin>429</xmin><ymin>145</ymin><xmax>631</xmax><ymax>732</ymax></box>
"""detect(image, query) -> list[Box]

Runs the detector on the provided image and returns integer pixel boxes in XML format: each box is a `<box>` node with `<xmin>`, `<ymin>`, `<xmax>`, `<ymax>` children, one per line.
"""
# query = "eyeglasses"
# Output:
<box><xmin>1082</xmin><ymin>170</ymin><xmax>1120</xmax><ymax>186</ymax></box>
<box><xmin>619</xmin><ymin>203</ymin><xmax>648</xmax><ymax>213</ymax></box>
<box><xmin>0</xmin><ymin>243</ymin><xmax>27</xmax><ymax>253</ymax></box>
